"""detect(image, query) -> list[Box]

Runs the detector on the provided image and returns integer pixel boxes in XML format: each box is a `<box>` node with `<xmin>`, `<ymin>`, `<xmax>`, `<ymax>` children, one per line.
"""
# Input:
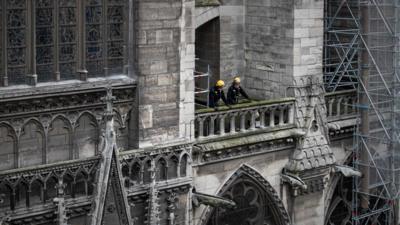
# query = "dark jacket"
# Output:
<box><xmin>227</xmin><ymin>85</ymin><xmax>249</xmax><ymax>104</ymax></box>
<box><xmin>208</xmin><ymin>86</ymin><xmax>228</xmax><ymax>107</ymax></box>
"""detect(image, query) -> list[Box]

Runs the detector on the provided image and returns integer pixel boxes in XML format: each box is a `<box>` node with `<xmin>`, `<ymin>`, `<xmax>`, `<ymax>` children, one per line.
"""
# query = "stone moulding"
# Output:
<box><xmin>193</xmin><ymin>127</ymin><xmax>304</xmax><ymax>165</ymax></box>
<box><xmin>0</xmin><ymin>84</ymin><xmax>136</xmax><ymax>119</ymax></box>
<box><xmin>195</xmin><ymin>0</ymin><xmax>220</xmax><ymax>7</ymax></box>
<box><xmin>0</xmin><ymin>157</ymin><xmax>99</xmax><ymax>223</ymax></box>
<box><xmin>0</xmin><ymin>157</ymin><xmax>100</xmax><ymax>180</ymax></box>
<box><xmin>120</xmin><ymin>143</ymin><xmax>192</xmax><ymax>160</ymax></box>
<box><xmin>127</xmin><ymin>178</ymin><xmax>193</xmax><ymax>196</ymax></box>
<box><xmin>1</xmin><ymin>190</ymin><xmax>93</xmax><ymax>224</ymax></box>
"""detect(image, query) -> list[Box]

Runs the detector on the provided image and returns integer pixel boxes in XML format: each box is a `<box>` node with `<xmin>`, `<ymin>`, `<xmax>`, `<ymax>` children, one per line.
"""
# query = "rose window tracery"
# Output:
<box><xmin>206</xmin><ymin>175</ymin><xmax>283</xmax><ymax>225</ymax></box>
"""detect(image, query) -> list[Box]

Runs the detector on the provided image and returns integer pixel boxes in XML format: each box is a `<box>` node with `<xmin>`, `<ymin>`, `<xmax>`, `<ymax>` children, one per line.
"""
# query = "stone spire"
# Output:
<box><xmin>285</xmin><ymin>78</ymin><xmax>336</xmax><ymax>173</ymax></box>
<box><xmin>89</xmin><ymin>88</ymin><xmax>132</xmax><ymax>225</ymax></box>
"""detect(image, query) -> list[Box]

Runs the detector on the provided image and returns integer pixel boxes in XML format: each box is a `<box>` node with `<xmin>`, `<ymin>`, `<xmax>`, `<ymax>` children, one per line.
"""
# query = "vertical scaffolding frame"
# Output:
<box><xmin>324</xmin><ymin>0</ymin><xmax>361</xmax><ymax>92</ymax></box>
<box><xmin>194</xmin><ymin>61</ymin><xmax>211</xmax><ymax>107</ymax></box>
<box><xmin>325</xmin><ymin>0</ymin><xmax>400</xmax><ymax>224</ymax></box>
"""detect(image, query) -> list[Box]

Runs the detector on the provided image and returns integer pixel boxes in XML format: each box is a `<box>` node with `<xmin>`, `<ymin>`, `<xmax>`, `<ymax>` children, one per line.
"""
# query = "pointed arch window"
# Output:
<box><xmin>204</xmin><ymin>166</ymin><xmax>290</xmax><ymax>225</ymax></box>
<box><xmin>0</xmin><ymin>0</ymin><xmax>133</xmax><ymax>86</ymax></box>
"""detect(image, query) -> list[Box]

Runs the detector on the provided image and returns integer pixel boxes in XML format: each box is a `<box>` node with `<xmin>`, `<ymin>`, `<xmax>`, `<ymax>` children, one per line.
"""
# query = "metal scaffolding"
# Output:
<box><xmin>324</xmin><ymin>0</ymin><xmax>360</xmax><ymax>92</ymax></box>
<box><xmin>325</xmin><ymin>0</ymin><xmax>400</xmax><ymax>224</ymax></box>
<box><xmin>194</xmin><ymin>62</ymin><xmax>211</xmax><ymax>107</ymax></box>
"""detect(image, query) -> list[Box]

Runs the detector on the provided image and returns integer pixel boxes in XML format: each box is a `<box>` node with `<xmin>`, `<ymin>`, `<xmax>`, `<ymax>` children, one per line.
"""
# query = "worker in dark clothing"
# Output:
<box><xmin>227</xmin><ymin>77</ymin><xmax>250</xmax><ymax>104</ymax></box>
<box><xmin>208</xmin><ymin>80</ymin><xmax>230</xmax><ymax>109</ymax></box>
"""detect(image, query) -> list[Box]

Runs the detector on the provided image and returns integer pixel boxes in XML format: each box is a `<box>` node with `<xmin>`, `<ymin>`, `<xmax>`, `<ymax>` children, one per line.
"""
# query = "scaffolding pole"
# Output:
<box><xmin>325</xmin><ymin>0</ymin><xmax>400</xmax><ymax>224</ymax></box>
<box><xmin>359</xmin><ymin>0</ymin><xmax>371</xmax><ymax>212</ymax></box>
<box><xmin>194</xmin><ymin>60</ymin><xmax>211</xmax><ymax>107</ymax></box>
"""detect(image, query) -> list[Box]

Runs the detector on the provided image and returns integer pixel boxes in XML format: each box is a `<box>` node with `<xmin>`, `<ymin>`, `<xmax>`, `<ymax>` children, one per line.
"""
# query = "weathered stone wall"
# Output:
<box><xmin>244</xmin><ymin>0</ymin><xmax>294</xmax><ymax>99</ymax></box>
<box><xmin>136</xmin><ymin>0</ymin><xmax>195</xmax><ymax>146</ymax></box>
<box><xmin>292</xmin><ymin>0</ymin><xmax>324</xmax><ymax>80</ymax></box>
<box><xmin>219</xmin><ymin>0</ymin><xmax>246</xmax><ymax>83</ymax></box>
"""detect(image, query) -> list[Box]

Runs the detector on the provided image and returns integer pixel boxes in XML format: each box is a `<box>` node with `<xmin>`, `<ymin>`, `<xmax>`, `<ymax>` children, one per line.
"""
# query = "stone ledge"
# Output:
<box><xmin>195</xmin><ymin>0</ymin><xmax>220</xmax><ymax>7</ymax></box>
<box><xmin>0</xmin><ymin>196</ymin><xmax>92</xmax><ymax>223</ymax></box>
<box><xmin>0</xmin><ymin>75</ymin><xmax>136</xmax><ymax>100</ymax></box>
<box><xmin>127</xmin><ymin>177</ymin><xmax>192</xmax><ymax>195</ymax></box>
<box><xmin>193</xmin><ymin>127</ymin><xmax>303</xmax><ymax>165</ymax></box>
<box><xmin>0</xmin><ymin>157</ymin><xmax>100</xmax><ymax>178</ymax></box>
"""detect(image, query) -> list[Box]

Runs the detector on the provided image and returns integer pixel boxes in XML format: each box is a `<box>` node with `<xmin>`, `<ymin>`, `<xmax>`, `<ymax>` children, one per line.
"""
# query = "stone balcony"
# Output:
<box><xmin>195</xmin><ymin>99</ymin><xmax>296</xmax><ymax>140</ymax></box>
<box><xmin>194</xmin><ymin>90</ymin><xmax>358</xmax><ymax>142</ymax></box>
<box><xmin>325</xmin><ymin>90</ymin><xmax>358</xmax><ymax>138</ymax></box>
<box><xmin>193</xmin><ymin>90</ymin><xmax>358</xmax><ymax>164</ymax></box>
<box><xmin>193</xmin><ymin>99</ymin><xmax>300</xmax><ymax>164</ymax></box>
<box><xmin>326</xmin><ymin>89</ymin><xmax>357</xmax><ymax>122</ymax></box>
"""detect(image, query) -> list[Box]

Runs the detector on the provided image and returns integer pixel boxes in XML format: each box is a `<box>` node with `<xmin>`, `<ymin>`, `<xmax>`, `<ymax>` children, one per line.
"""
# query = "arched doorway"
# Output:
<box><xmin>195</xmin><ymin>17</ymin><xmax>220</xmax><ymax>107</ymax></box>
<box><xmin>202</xmin><ymin>165</ymin><xmax>290</xmax><ymax>225</ymax></box>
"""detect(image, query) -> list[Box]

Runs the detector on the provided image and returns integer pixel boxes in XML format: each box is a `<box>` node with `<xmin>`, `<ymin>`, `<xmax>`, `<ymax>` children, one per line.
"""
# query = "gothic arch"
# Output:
<box><xmin>75</xmin><ymin>112</ymin><xmax>99</xmax><ymax>159</ymax></box>
<box><xmin>199</xmin><ymin>164</ymin><xmax>290</xmax><ymax>225</ymax></box>
<box><xmin>47</xmin><ymin>116</ymin><xmax>72</xmax><ymax>163</ymax></box>
<box><xmin>142</xmin><ymin>158</ymin><xmax>152</xmax><ymax>184</ymax></box>
<box><xmin>130</xmin><ymin>160</ymin><xmax>142</xmax><ymax>184</ymax></box>
<box><xmin>155</xmin><ymin>157</ymin><xmax>167</xmax><ymax>181</ymax></box>
<box><xmin>167</xmin><ymin>154</ymin><xmax>179</xmax><ymax>179</ymax></box>
<box><xmin>179</xmin><ymin>153</ymin><xmax>190</xmax><ymax>177</ymax></box>
<box><xmin>324</xmin><ymin>152</ymin><xmax>353</xmax><ymax>225</ymax></box>
<box><xmin>19</xmin><ymin>119</ymin><xmax>45</xmax><ymax>167</ymax></box>
<box><xmin>0</xmin><ymin>122</ymin><xmax>17</xmax><ymax>170</ymax></box>
<box><xmin>195</xmin><ymin>7</ymin><xmax>220</xmax><ymax>29</ymax></box>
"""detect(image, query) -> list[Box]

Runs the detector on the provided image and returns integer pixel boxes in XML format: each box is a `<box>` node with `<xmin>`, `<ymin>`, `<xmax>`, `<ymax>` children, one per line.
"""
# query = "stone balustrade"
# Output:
<box><xmin>325</xmin><ymin>90</ymin><xmax>357</xmax><ymax>121</ymax></box>
<box><xmin>195</xmin><ymin>99</ymin><xmax>296</xmax><ymax>139</ymax></box>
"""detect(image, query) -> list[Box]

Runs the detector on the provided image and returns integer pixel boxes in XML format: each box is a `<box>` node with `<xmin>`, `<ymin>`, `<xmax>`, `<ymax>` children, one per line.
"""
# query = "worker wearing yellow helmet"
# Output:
<box><xmin>227</xmin><ymin>76</ymin><xmax>250</xmax><ymax>104</ymax></box>
<box><xmin>208</xmin><ymin>80</ymin><xmax>230</xmax><ymax>108</ymax></box>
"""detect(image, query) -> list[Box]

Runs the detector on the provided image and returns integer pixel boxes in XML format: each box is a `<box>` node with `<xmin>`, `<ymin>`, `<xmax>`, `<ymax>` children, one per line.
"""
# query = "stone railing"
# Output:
<box><xmin>325</xmin><ymin>90</ymin><xmax>357</xmax><ymax>121</ymax></box>
<box><xmin>195</xmin><ymin>99</ymin><xmax>295</xmax><ymax>139</ymax></box>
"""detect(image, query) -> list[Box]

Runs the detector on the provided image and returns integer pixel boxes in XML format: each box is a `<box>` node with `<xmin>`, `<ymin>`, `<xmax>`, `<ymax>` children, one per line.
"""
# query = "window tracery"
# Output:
<box><xmin>6</xmin><ymin>0</ymin><xmax>27</xmax><ymax>85</ymax></box>
<box><xmin>0</xmin><ymin>0</ymin><xmax>131</xmax><ymax>86</ymax></box>
<box><xmin>207</xmin><ymin>179</ymin><xmax>279</xmax><ymax>225</ymax></box>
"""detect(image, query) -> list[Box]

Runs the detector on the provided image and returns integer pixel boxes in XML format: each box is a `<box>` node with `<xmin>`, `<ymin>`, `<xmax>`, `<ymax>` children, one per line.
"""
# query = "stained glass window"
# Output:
<box><xmin>107</xmin><ymin>0</ymin><xmax>126</xmax><ymax>75</ymax></box>
<box><xmin>7</xmin><ymin>0</ymin><xmax>27</xmax><ymax>85</ymax></box>
<box><xmin>59</xmin><ymin>0</ymin><xmax>77</xmax><ymax>80</ymax></box>
<box><xmin>35</xmin><ymin>0</ymin><xmax>54</xmax><ymax>82</ymax></box>
<box><xmin>86</xmin><ymin>0</ymin><xmax>104</xmax><ymax>77</ymax></box>
<box><xmin>0</xmin><ymin>0</ymin><xmax>131</xmax><ymax>86</ymax></box>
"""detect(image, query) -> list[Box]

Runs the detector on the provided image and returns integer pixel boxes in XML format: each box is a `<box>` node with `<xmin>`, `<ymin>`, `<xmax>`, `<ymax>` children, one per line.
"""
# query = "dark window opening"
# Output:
<box><xmin>195</xmin><ymin>17</ymin><xmax>220</xmax><ymax>108</ymax></box>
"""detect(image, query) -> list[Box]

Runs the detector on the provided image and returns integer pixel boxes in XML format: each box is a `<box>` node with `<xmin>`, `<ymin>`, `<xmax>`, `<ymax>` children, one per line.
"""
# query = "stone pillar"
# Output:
<box><xmin>179</xmin><ymin>0</ymin><xmax>196</xmax><ymax>140</ymax></box>
<box><xmin>136</xmin><ymin>0</ymin><xmax>195</xmax><ymax>147</ymax></box>
<box><xmin>286</xmin><ymin>1</ymin><xmax>332</xmax><ymax>225</ymax></box>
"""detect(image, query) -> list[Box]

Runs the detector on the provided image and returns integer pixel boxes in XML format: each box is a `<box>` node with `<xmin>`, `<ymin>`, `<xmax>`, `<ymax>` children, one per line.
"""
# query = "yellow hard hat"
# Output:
<box><xmin>216</xmin><ymin>80</ymin><xmax>225</xmax><ymax>87</ymax></box>
<box><xmin>234</xmin><ymin>77</ymin><xmax>241</xmax><ymax>83</ymax></box>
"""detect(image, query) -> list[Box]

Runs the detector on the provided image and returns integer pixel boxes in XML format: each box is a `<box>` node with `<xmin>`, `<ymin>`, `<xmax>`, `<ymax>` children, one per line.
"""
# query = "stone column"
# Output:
<box><xmin>137</xmin><ymin>0</ymin><xmax>195</xmax><ymax>147</ymax></box>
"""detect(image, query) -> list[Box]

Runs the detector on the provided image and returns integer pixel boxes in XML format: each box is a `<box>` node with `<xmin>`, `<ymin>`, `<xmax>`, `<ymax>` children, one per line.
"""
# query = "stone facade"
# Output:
<box><xmin>0</xmin><ymin>0</ymin><xmax>358</xmax><ymax>225</ymax></box>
